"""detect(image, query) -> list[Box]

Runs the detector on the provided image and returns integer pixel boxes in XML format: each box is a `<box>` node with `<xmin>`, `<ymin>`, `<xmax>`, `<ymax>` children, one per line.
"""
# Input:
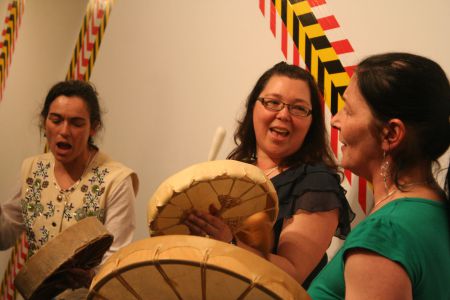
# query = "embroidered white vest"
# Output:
<box><xmin>20</xmin><ymin>151</ymin><xmax>136</xmax><ymax>256</ymax></box>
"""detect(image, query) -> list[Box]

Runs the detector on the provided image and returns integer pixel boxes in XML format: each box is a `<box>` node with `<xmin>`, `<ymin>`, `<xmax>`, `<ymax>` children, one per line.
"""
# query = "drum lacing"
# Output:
<box><xmin>154</xmin><ymin>246</ymin><xmax>183</xmax><ymax>300</ymax></box>
<box><xmin>237</xmin><ymin>275</ymin><xmax>261</xmax><ymax>300</ymax></box>
<box><xmin>201</xmin><ymin>248</ymin><xmax>211</xmax><ymax>300</ymax></box>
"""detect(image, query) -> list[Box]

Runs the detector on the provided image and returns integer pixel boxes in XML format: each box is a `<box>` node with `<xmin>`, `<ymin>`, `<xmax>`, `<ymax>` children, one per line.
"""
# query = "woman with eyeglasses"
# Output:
<box><xmin>308</xmin><ymin>53</ymin><xmax>449</xmax><ymax>299</ymax></box>
<box><xmin>185</xmin><ymin>62</ymin><xmax>354</xmax><ymax>288</ymax></box>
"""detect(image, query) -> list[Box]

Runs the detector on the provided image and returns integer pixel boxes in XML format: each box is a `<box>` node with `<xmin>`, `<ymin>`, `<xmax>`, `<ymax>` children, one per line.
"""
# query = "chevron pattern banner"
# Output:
<box><xmin>66</xmin><ymin>0</ymin><xmax>113</xmax><ymax>80</ymax></box>
<box><xmin>0</xmin><ymin>1</ymin><xmax>114</xmax><ymax>299</ymax></box>
<box><xmin>259</xmin><ymin>0</ymin><xmax>372</xmax><ymax>215</ymax></box>
<box><xmin>0</xmin><ymin>0</ymin><xmax>24</xmax><ymax>102</ymax></box>
<box><xmin>0</xmin><ymin>233</ymin><xmax>27</xmax><ymax>300</ymax></box>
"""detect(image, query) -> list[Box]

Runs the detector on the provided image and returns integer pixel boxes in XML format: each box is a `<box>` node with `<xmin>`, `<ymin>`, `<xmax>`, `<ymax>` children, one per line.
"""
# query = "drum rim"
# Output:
<box><xmin>147</xmin><ymin>160</ymin><xmax>279</xmax><ymax>236</ymax></box>
<box><xmin>89</xmin><ymin>259</ymin><xmax>282</xmax><ymax>300</ymax></box>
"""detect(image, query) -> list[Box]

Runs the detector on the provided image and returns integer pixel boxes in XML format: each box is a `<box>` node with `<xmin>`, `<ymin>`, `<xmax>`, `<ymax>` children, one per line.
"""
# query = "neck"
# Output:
<box><xmin>54</xmin><ymin>147</ymin><xmax>94</xmax><ymax>186</ymax></box>
<box><xmin>255</xmin><ymin>151</ymin><xmax>281</xmax><ymax>170</ymax></box>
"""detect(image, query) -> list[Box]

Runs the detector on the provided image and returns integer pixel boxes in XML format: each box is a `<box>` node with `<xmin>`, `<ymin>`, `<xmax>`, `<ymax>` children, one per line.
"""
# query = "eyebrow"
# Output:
<box><xmin>48</xmin><ymin>113</ymin><xmax>87</xmax><ymax>121</ymax></box>
<box><xmin>263</xmin><ymin>93</ymin><xmax>311</xmax><ymax>105</ymax></box>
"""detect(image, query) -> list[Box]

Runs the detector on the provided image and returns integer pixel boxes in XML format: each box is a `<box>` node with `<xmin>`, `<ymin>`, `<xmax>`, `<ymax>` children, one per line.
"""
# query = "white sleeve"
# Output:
<box><xmin>0</xmin><ymin>186</ymin><xmax>25</xmax><ymax>250</ymax></box>
<box><xmin>101</xmin><ymin>175</ymin><xmax>136</xmax><ymax>263</ymax></box>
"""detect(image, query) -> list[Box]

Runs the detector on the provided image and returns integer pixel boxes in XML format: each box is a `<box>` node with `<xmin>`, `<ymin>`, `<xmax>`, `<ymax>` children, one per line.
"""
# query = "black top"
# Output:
<box><xmin>270</xmin><ymin>163</ymin><xmax>355</xmax><ymax>288</ymax></box>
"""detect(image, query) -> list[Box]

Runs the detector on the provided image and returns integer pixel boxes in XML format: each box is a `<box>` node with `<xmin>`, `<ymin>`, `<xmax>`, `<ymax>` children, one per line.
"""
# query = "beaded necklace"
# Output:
<box><xmin>53</xmin><ymin>151</ymin><xmax>93</xmax><ymax>202</ymax></box>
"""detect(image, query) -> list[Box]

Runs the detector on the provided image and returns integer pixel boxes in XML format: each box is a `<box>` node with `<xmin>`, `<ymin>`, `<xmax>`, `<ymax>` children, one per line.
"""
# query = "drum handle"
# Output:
<box><xmin>207</xmin><ymin>126</ymin><xmax>226</xmax><ymax>161</ymax></box>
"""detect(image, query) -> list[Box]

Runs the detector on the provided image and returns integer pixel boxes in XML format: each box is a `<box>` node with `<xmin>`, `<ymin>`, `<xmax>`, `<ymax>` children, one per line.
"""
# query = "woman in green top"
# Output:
<box><xmin>308</xmin><ymin>52</ymin><xmax>449</xmax><ymax>300</ymax></box>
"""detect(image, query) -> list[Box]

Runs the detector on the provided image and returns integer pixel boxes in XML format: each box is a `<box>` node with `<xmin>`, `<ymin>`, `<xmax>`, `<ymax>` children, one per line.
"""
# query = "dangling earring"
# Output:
<box><xmin>380</xmin><ymin>151</ymin><xmax>390</xmax><ymax>193</ymax></box>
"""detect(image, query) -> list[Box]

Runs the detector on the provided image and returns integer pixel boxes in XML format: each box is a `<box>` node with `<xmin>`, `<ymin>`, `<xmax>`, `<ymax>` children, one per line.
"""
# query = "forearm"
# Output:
<box><xmin>0</xmin><ymin>189</ymin><xmax>25</xmax><ymax>249</ymax></box>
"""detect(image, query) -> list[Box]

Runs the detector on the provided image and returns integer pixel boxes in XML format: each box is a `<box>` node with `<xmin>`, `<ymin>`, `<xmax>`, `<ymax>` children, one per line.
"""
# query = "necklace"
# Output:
<box><xmin>373</xmin><ymin>188</ymin><xmax>398</xmax><ymax>209</ymax></box>
<box><xmin>372</xmin><ymin>180</ymin><xmax>431</xmax><ymax>210</ymax></box>
<box><xmin>54</xmin><ymin>151</ymin><xmax>93</xmax><ymax>202</ymax></box>
<box><xmin>263</xmin><ymin>166</ymin><xmax>279</xmax><ymax>177</ymax></box>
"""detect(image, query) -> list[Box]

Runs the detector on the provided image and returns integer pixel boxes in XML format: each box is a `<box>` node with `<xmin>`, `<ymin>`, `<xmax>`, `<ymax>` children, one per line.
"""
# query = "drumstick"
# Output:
<box><xmin>208</xmin><ymin>126</ymin><xmax>226</xmax><ymax>161</ymax></box>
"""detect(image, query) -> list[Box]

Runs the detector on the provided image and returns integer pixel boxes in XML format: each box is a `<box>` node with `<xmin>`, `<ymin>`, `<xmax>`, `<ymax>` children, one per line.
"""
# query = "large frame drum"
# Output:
<box><xmin>88</xmin><ymin>235</ymin><xmax>309</xmax><ymax>300</ymax></box>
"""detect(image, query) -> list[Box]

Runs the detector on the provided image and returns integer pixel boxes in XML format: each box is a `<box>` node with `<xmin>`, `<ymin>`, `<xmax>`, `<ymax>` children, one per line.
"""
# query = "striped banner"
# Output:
<box><xmin>259</xmin><ymin>0</ymin><xmax>371</xmax><ymax>215</ymax></box>
<box><xmin>0</xmin><ymin>233</ymin><xmax>27</xmax><ymax>300</ymax></box>
<box><xmin>0</xmin><ymin>1</ymin><xmax>114</xmax><ymax>299</ymax></box>
<box><xmin>66</xmin><ymin>0</ymin><xmax>113</xmax><ymax>80</ymax></box>
<box><xmin>0</xmin><ymin>0</ymin><xmax>24</xmax><ymax>102</ymax></box>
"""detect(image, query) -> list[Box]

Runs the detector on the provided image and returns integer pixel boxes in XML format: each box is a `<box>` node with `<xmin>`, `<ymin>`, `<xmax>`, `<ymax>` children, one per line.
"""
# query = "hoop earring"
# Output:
<box><xmin>380</xmin><ymin>151</ymin><xmax>390</xmax><ymax>193</ymax></box>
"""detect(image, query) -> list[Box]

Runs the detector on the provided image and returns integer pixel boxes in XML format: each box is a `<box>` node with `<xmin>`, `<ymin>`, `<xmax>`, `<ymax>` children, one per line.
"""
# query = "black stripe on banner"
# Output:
<box><xmin>98</xmin><ymin>23</ymin><xmax>103</xmax><ymax>46</ymax></box>
<box><xmin>304</xmin><ymin>37</ymin><xmax>312</xmax><ymax>70</ymax></box>
<box><xmin>86</xmin><ymin>59</ymin><xmax>91</xmax><ymax>80</ymax></box>
<box><xmin>330</xmin><ymin>84</ymin><xmax>346</xmax><ymax>115</ymax></box>
<box><xmin>92</xmin><ymin>39</ymin><xmax>97</xmax><ymax>62</ymax></box>
<box><xmin>317</xmin><ymin>59</ymin><xmax>325</xmax><ymax>94</ymax></box>
<box><xmin>293</xmin><ymin>11</ymin><xmax>299</xmax><ymax>48</ymax></box>
<box><xmin>9</xmin><ymin>13</ymin><xmax>15</xmax><ymax>28</ymax></box>
<box><xmin>310</xmin><ymin>35</ymin><xmax>331</xmax><ymax>50</ymax></box>
<box><xmin>289</xmin><ymin>0</ymin><xmax>305</xmax><ymax>4</ymax></box>
<box><xmin>323</xmin><ymin>60</ymin><xmax>345</xmax><ymax>74</ymax></box>
<box><xmin>281</xmin><ymin>0</ymin><xmax>287</xmax><ymax>24</ymax></box>
<box><xmin>298</xmin><ymin>12</ymin><xmax>317</xmax><ymax>27</ymax></box>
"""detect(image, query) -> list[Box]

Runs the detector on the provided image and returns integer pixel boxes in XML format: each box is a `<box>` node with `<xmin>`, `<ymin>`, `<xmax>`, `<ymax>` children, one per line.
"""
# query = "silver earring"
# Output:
<box><xmin>380</xmin><ymin>151</ymin><xmax>390</xmax><ymax>193</ymax></box>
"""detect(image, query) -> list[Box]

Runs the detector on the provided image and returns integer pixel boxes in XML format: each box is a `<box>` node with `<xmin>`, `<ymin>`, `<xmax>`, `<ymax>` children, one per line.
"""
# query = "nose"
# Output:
<box><xmin>330</xmin><ymin>111</ymin><xmax>341</xmax><ymax>129</ymax></box>
<box><xmin>59</xmin><ymin>121</ymin><xmax>70</xmax><ymax>136</ymax></box>
<box><xmin>276</xmin><ymin>104</ymin><xmax>291</xmax><ymax>120</ymax></box>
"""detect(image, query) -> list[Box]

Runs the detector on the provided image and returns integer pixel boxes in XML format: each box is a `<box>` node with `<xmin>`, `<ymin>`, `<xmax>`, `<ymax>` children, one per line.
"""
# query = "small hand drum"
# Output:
<box><xmin>87</xmin><ymin>235</ymin><xmax>309</xmax><ymax>300</ymax></box>
<box><xmin>14</xmin><ymin>217</ymin><xmax>113</xmax><ymax>300</ymax></box>
<box><xmin>147</xmin><ymin>160</ymin><xmax>278</xmax><ymax>237</ymax></box>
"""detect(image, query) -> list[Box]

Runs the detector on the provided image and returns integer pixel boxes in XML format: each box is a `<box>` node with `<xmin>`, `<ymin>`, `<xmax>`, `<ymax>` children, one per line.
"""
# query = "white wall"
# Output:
<box><xmin>0</xmin><ymin>0</ymin><xmax>448</xmax><ymax>274</ymax></box>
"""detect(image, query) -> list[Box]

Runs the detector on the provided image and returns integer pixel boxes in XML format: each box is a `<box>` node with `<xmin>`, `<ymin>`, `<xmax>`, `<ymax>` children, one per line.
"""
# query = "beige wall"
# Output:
<box><xmin>0</xmin><ymin>0</ymin><xmax>448</xmax><ymax>274</ymax></box>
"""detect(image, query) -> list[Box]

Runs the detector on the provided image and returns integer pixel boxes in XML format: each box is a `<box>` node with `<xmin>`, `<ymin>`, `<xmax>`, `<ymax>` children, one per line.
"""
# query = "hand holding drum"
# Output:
<box><xmin>147</xmin><ymin>159</ymin><xmax>278</xmax><ymax>256</ymax></box>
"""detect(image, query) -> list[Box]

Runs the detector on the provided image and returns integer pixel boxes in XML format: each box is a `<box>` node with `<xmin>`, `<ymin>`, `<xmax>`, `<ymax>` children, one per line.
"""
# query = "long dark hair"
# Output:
<box><xmin>356</xmin><ymin>53</ymin><xmax>450</xmax><ymax>188</ymax></box>
<box><xmin>228</xmin><ymin>62</ymin><xmax>336</xmax><ymax>170</ymax></box>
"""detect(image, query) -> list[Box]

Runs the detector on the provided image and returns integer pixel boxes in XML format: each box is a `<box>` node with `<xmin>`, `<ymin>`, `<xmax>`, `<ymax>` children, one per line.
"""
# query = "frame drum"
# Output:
<box><xmin>88</xmin><ymin>235</ymin><xmax>309</xmax><ymax>300</ymax></box>
<box><xmin>15</xmin><ymin>217</ymin><xmax>113</xmax><ymax>300</ymax></box>
<box><xmin>147</xmin><ymin>160</ymin><xmax>278</xmax><ymax>237</ymax></box>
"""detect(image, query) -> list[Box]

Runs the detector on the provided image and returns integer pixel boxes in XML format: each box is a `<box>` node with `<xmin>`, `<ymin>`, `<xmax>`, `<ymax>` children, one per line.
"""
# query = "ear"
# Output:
<box><xmin>381</xmin><ymin>118</ymin><xmax>405</xmax><ymax>151</ymax></box>
<box><xmin>89</xmin><ymin>122</ymin><xmax>99</xmax><ymax>137</ymax></box>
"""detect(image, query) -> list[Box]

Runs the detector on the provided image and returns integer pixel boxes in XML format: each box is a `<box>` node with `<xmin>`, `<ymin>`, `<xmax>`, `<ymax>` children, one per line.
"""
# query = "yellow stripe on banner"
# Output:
<box><xmin>287</xmin><ymin>3</ymin><xmax>293</xmax><ymax>37</ymax></box>
<box><xmin>317</xmin><ymin>48</ymin><xmax>339</xmax><ymax>62</ymax></box>
<box><xmin>298</xmin><ymin>26</ymin><xmax>306</xmax><ymax>59</ymax></box>
<box><xmin>291</xmin><ymin>1</ymin><xmax>310</xmax><ymax>16</ymax></box>
<box><xmin>303</xmin><ymin>24</ymin><xmax>323</xmax><ymax>39</ymax></box>
<box><xmin>310</xmin><ymin>49</ymin><xmax>319</xmax><ymax>78</ymax></box>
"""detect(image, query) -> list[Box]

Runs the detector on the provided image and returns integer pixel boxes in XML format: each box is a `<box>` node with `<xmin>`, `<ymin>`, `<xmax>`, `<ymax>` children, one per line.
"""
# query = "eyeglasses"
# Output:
<box><xmin>257</xmin><ymin>97</ymin><xmax>312</xmax><ymax>117</ymax></box>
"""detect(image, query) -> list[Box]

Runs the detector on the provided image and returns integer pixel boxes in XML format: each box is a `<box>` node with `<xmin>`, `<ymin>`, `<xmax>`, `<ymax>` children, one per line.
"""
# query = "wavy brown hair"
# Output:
<box><xmin>228</xmin><ymin>62</ymin><xmax>337</xmax><ymax>171</ymax></box>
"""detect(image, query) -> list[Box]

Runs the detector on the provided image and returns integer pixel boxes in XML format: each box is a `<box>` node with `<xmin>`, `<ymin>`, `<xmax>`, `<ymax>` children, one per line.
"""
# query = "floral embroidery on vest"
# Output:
<box><xmin>21</xmin><ymin>161</ymin><xmax>51</xmax><ymax>254</ymax></box>
<box><xmin>74</xmin><ymin>166</ymin><xmax>108</xmax><ymax>222</ymax></box>
<box><xmin>21</xmin><ymin>155</ymin><xmax>114</xmax><ymax>257</ymax></box>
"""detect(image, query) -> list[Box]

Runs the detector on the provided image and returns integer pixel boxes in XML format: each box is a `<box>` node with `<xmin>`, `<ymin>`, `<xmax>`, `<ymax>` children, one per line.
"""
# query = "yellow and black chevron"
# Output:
<box><xmin>275</xmin><ymin>0</ymin><xmax>349</xmax><ymax>115</ymax></box>
<box><xmin>0</xmin><ymin>0</ymin><xmax>24</xmax><ymax>100</ymax></box>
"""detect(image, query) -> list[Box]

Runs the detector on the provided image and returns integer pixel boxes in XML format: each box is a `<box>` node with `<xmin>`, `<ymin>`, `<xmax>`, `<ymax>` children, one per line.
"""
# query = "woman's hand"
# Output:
<box><xmin>184</xmin><ymin>204</ymin><xmax>234</xmax><ymax>243</ymax></box>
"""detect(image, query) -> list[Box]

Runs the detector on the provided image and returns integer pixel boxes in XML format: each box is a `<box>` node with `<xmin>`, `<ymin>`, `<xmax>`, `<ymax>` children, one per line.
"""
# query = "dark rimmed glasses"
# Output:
<box><xmin>257</xmin><ymin>97</ymin><xmax>312</xmax><ymax>117</ymax></box>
